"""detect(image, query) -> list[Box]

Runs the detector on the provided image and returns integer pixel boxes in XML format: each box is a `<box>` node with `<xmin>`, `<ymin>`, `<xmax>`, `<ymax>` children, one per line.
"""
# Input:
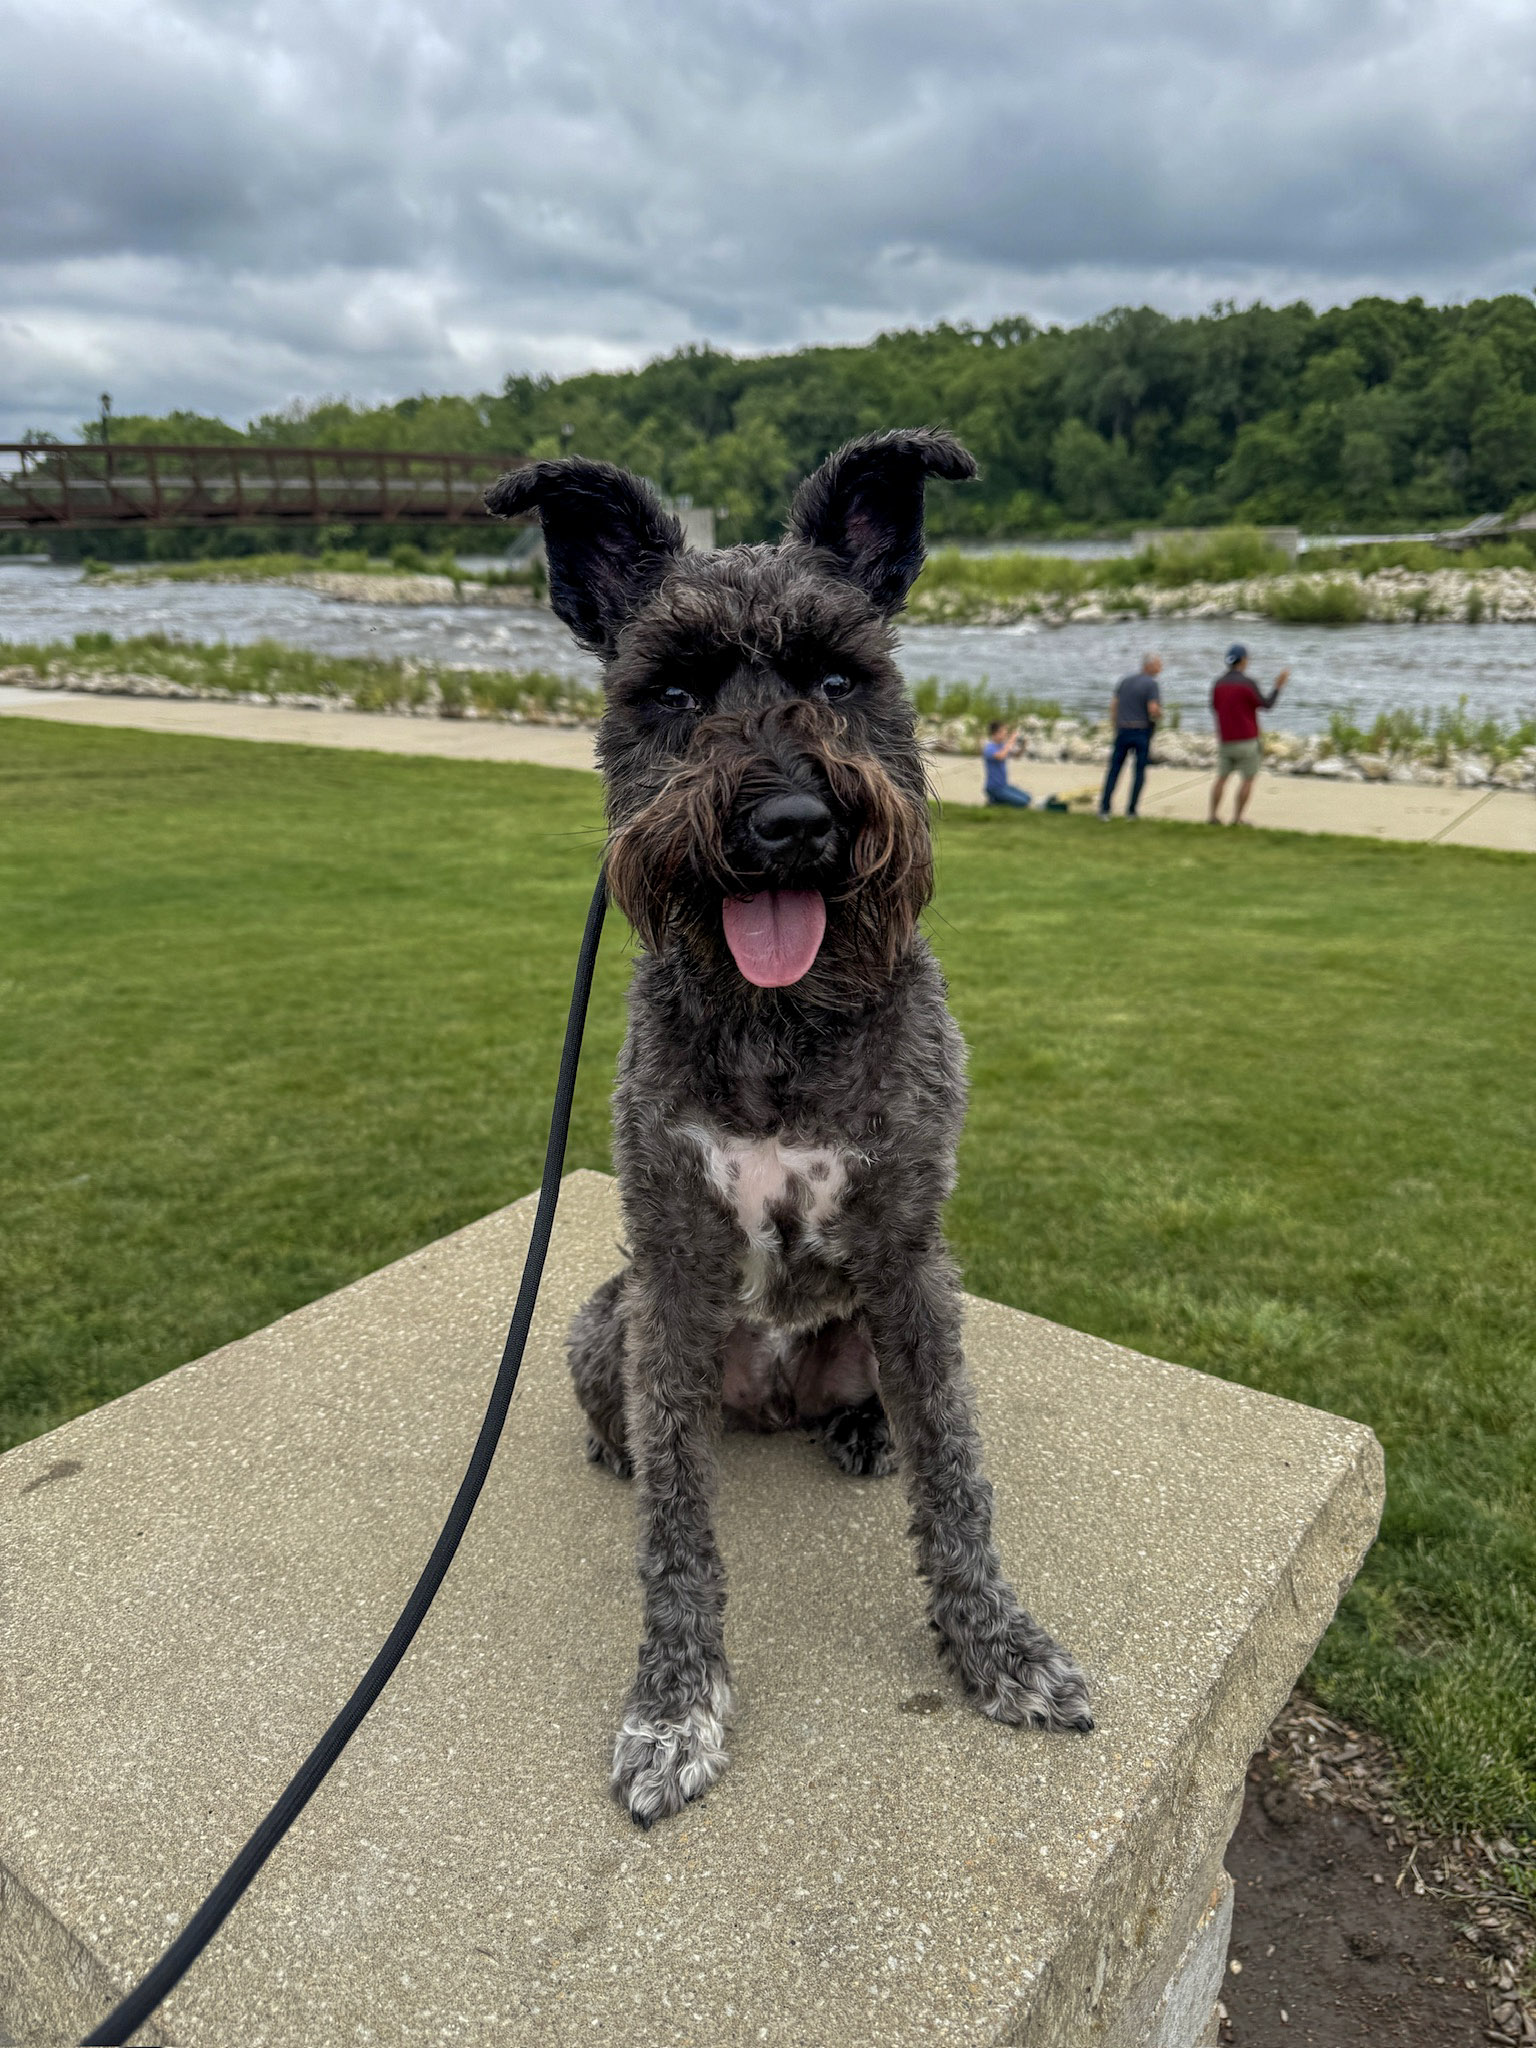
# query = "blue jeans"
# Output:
<box><xmin>1099</xmin><ymin>728</ymin><xmax>1152</xmax><ymax>815</ymax></box>
<box><xmin>986</xmin><ymin>783</ymin><xmax>1033</xmax><ymax>807</ymax></box>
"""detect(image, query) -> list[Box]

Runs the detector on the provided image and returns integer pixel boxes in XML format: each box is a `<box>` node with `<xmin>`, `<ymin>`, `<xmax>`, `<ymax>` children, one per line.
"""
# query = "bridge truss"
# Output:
<box><xmin>0</xmin><ymin>444</ymin><xmax>526</xmax><ymax>532</ymax></box>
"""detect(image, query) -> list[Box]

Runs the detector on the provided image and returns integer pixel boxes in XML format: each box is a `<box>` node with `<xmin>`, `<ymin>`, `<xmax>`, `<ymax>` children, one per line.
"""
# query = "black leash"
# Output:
<box><xmin>83</xmin><ymin>871</ymin><xmax>609</xmax><ymax>2046</ymax></box>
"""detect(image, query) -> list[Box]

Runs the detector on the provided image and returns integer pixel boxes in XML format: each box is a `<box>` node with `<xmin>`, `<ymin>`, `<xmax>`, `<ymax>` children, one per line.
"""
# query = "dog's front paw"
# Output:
<box><xmin>976</xmin><ymin>1637</ymin><xmax>1093</xmax><ymax>1732</ymax></box>
<box><xmin>940</xmin><ymin>1606</ymin><xmax>1093</xmax><ymax>1732</ymax></box>
<box><xmin>610</xmin><ymin>1676</ymin><xmax>732</xmax><ymax>1827</ymax></box>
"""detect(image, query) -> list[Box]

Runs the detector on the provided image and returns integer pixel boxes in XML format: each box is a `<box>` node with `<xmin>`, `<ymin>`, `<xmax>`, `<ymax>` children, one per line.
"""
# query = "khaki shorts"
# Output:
<box><xmin>1217</xmin><ymin>738</ymin><xmax>1262</xmax><ymax>780</ymax></box>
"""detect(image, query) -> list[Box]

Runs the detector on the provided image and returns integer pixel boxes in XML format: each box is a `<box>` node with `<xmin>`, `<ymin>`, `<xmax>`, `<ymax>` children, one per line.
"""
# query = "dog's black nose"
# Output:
<box><xmin>752</xmin><ymin>790</ymin><xmax>834</xmax><ymax>857</ymax></box>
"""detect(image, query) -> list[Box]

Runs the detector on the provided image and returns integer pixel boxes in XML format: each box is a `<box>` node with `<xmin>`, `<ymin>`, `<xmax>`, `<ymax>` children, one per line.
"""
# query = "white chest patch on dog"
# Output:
<box><xmin>681</xmin><ymin>1127</ymin><xmax>852</xmax><ymax>1304</ymax></box>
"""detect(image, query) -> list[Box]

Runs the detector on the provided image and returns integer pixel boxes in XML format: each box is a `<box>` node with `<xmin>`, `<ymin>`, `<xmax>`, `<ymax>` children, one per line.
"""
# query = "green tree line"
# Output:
<box><xmin>28</xmin><ymin>291</ymin><xmax>1536</xmax><ymax>551</ymax></box>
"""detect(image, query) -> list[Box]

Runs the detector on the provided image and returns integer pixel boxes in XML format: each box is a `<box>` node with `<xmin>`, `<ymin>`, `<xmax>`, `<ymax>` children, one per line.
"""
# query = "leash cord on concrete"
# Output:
<box><xmin>82</xmin><ymin>870</ymin><xmax>609</xmax><ymax>2047</ymax></box>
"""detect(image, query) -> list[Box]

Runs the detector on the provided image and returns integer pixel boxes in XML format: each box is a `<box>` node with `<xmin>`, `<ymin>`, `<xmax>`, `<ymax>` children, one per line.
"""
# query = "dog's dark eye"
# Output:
<box><xmin>657</xmin><ymin>686</ymin><xmax>698</xmax><ymax>714</ymax></box>
<box><xmin>819</xmin><ymin>674</ymin><xmax>855</xmax><ymax>703</ymax></box>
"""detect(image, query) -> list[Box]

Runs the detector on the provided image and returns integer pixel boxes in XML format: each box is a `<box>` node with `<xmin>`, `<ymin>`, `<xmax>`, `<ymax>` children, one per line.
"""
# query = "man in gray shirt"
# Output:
<box><xmin>1098</xmin><ymin>653</ymin><xmax>1163</xmax><ymax>819</ymax></box>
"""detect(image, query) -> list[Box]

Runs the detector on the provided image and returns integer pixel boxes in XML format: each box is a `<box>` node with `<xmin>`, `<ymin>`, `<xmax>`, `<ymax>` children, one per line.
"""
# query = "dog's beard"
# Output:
<box><xmin>604</xmin><ymin>703</ymin><xmax>932</xmax><ymax>999</ymax></box>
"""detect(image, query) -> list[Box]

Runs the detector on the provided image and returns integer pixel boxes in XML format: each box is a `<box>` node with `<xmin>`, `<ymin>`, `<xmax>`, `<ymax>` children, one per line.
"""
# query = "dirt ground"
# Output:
<box><xmin>1220</xmin><ymin>1701</ymin><xmax>1534</xmax><ymax>2046</ymax></box>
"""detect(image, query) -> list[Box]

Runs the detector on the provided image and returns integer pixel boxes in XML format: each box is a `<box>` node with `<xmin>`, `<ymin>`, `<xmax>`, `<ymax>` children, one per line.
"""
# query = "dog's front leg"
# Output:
<box><xmin>610</xmin><ymin>1244</ymin><xmax>737</xmax><ymax>1826</ymax></box>
<box><xmin>863</xmin><ymin>1252</ymin><xmax>1094</xmax><ymax>1732</ymax></box>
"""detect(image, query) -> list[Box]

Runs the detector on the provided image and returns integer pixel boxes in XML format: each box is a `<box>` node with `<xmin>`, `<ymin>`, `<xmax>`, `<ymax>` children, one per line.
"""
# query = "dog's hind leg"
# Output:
<box><xmin>811</xmin><ymin>1395</ymin><xmax>897</xmax><ymax>1477</ymax></box>
<box><xmin>610</xmin><ymin>1230</ymin><xmax>739</xmax><ymax>1828</ymax></box>
<box><xmin>861</xmin><ymin>1252</ymin><xmax>1093</xmax><ymax>1733</ymax></box>
<box><xmin>569</xmin><ymin>1269</ymin><xmax>633</xmax><ymax>1478</ymax></box>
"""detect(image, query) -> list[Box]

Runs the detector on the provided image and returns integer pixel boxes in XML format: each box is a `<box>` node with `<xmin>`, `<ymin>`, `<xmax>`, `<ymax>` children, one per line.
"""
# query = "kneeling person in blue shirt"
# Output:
<box><xmin>1099</xmin><ymin>654</ymin><xmax>1163</xmax><ymax>819</ymax></box>
<box><xmin>983</xmin><ymin>720</ymin><xmax>1033</xmax><ymax>807</ymax></box>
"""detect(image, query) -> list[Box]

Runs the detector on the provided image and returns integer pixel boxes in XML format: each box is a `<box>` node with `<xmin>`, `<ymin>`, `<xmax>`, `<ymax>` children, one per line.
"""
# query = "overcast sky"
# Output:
<box><xmin>3</xmin><ymin>0</ymin><xmax>1535</xmax><ymax>440</ymax></box>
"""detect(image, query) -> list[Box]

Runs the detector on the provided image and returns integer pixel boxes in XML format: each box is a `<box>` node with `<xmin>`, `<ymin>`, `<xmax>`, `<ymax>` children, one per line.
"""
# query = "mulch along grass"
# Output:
<box><xmin>3</xmin><ymin>716</ymin><xmax>1534</xmax><ymax>1874</ymax></box>
<box><xmin>1224</xmin><ymin>1692</ymin><xmax>1533</xmax><ymax>2045</ymax></box>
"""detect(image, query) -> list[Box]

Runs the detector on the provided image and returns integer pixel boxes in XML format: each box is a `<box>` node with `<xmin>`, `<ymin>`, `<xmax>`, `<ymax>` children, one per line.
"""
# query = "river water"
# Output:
<box><xmin>3</xmin><ymin>560</ymin><xmax>1533</xmax><ymax>736</ymax></box>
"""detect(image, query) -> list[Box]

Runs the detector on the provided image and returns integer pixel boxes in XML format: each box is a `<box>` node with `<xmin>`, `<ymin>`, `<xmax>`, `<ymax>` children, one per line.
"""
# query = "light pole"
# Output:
<box><xmin>99</xmin><ymin>393</ymin><xmax>112</xmax><ymax>446</ymax></box>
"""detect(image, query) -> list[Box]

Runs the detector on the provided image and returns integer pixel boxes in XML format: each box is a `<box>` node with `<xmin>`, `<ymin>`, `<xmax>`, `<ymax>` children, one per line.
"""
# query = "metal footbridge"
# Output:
<box><xmin>0</xmin><ymin>444</ymin><xmax>524</xmax><ymax>531</ymax></box>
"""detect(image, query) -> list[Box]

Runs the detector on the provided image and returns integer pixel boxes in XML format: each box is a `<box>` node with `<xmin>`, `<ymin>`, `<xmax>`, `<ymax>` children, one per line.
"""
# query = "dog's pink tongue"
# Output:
<box><xmin>722</xmin><ymin>891</ymin><xmax>827</xmax><ymax>987</ymax></box>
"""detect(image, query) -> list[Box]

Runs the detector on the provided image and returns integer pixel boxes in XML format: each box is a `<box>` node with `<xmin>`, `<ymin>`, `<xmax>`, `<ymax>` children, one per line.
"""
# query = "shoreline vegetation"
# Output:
<box><xmin>1</xmin><ymin>634</ymin><xmax>596</xmax><ymax>722</ymax></box>
<box><xmin>6</xmin><ymin>632</ymin><xmax>1534</xmax><ymax>791</ymax></box>
<box><xmin>911</xmin><ymin>532</ymin><xmax>1536</xmax><ymax>628</ymax></box>
<box><xmin>71</xmin><ymin>526</ymin><xmax>1536</xmax><ymax>626</ymax></box>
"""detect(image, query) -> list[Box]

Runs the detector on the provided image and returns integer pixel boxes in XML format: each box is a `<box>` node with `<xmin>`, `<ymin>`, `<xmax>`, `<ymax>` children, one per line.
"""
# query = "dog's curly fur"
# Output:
<box><xmin>488</xmin><ymin>429</ymin><xmax>1092</xmax><ymax>1827</ymax></box>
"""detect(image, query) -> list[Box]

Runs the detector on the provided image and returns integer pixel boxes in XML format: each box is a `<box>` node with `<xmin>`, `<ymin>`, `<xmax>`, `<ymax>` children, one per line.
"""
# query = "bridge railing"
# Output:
<box><xmin>0</xmin><ymin>444</ymin><xmax>528</xmax><ymax>531</ymax></box>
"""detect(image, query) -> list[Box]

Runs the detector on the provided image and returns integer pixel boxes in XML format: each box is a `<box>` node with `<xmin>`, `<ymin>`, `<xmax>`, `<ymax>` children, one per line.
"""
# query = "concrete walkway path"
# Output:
<box><xmin>923</xmin><ymin>753</ymin><xmax>1536</xmax><ymax>848</ymax></box>
<box><xmin>0</xmin><ymin>685</ymin><xmax>598</xmax><ymax>773</ymax></box>
<box><xmin>4</xmin><ymin>685</ymin><xmax>1531</xmax><ymax>852</ymax></box>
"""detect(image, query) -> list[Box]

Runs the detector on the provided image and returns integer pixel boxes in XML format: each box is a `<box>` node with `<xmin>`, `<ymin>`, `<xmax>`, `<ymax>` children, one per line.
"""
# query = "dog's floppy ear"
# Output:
<box><xmin>485</xmin><ymin>458</ymin><xmax>685</xmax><ymax>653</ymax></box>
<box><xmin>786</xmin><ymin>428</ymin><xmax>977</xmax><ymax>616</ymax></box>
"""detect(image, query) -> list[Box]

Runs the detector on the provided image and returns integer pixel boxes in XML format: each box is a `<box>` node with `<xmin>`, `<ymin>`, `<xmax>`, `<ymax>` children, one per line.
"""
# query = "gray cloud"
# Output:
<box><xmin>2</xmin><ymin>0</ymin><xmax>1534</xmax><ymax>438</ymax></box>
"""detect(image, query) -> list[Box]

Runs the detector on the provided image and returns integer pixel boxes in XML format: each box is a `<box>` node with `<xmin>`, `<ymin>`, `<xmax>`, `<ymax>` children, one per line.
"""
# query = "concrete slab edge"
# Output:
<box><xmin>1008</xmin><ymin>1422</ymin><xmax>1383</xmax><ymax>2045</ymax></box>
<box><xmin>1079</xmin><ymin>1839</ymin><xmax>1229</xmax><ymax>2048</ymax></box>
<box><xmin>1140</xmin><ymin>1871</ymin><xmax>1232</xmax><ymax>2048</ymax></box>
<box><xmin>0</xmin><ymin>1861</ymin><xmax>155</xmax><ymax>2048</ymax></box>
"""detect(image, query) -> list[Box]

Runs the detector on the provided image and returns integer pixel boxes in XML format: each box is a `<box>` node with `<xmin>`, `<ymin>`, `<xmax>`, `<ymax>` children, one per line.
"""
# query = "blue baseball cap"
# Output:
<box><xmin>1225</xmin><ymin>643</ymin><xmax>1248</xmax><ymax>665</ymax></box>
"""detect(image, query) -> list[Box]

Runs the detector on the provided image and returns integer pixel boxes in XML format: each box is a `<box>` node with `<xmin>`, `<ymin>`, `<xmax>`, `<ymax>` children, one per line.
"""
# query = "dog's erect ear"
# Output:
<box><xmin>786</xmin><ymin>428</ymin><xmax>978</xmax><ymax>616</ymax></box>
<box><xmin>485</xmin><ymin>458</ymin><xmax>685</xmax><ymax>653</ymax></box>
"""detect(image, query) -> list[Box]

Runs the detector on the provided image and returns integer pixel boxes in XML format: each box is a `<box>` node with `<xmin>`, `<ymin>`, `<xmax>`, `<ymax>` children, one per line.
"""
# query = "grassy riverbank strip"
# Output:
<box><xmin>0</xmin><ymin>633</ymin><xmax>602</xmax><ymax>721</ymax></box>
<box><xmin>7</xmin><ymin>633</ymin><xmax>1535</xmax><ymax>787</ymax></box>
<box><xmin>4</xmin><ymin>716</ymin><xmax>1533</xmax><ymax>1857</ymax></box>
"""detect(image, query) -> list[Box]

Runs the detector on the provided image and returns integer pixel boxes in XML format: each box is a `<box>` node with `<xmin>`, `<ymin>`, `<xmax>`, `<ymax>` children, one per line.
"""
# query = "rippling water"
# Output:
<box><xmin>0</xmin><ymin>560</ymin><xmax>598</xmax><ymax>681</ymax></box>
<box><xmin>4</xmin><ymin>561</ymin><xmax>1534</xmax><ymax>735</ymax></box>
<box><xmin>901</xmin><ymin>617</ymin><xmax>1536</xmax><ymax>734</ymax></box>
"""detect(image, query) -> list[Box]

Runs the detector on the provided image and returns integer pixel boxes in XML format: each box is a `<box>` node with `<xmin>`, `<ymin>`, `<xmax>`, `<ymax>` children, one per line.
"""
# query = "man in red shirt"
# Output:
<box><xmin>1209</xmin><ymin>643</ymin><xmax>1290</xmax><ymax>825</ymax></box>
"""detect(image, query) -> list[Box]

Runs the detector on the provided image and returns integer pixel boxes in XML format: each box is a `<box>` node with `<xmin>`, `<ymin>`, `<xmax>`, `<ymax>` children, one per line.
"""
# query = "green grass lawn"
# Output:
<box><xmin>3</xmin><ymin>717</ymin><xmax>1533</xmax><ymax>1850</ymax></box>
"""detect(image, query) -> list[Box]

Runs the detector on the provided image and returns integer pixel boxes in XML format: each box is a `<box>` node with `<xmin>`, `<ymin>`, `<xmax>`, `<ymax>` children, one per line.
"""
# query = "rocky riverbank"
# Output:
<box><xmin>293</xmin><ymin>571</ymin><xmax>536</xmax><ymax>607</ymax></box>
<box><xmin>919</xmin><ymin>710</ymin><xmax>1536</xmax><ymax>789</ymax></box>
<box><xmin>907</xmin><ymin>563</ymin><xmax>1536</xmax><ymax>628</ymax></box>
<box><xmin>92</xmin><ymin>566</ymin><xmax>538</xmax><ymax>608</ymax></box>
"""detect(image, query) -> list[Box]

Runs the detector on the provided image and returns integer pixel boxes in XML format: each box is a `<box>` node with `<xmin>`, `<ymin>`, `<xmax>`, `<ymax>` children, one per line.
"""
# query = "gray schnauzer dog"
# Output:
<box><xmin>488</xmin><ymin>430</ymin><xmax>1091</xmax><ymax>1827</ymax></box>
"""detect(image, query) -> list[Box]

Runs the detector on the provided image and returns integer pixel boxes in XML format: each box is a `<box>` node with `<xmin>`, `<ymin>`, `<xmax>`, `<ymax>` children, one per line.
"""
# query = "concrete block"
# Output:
<box><xmin>0</xmin><ymin>1171</ymin><xmax>1382</xmax><ymax>2046</ymax></box>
